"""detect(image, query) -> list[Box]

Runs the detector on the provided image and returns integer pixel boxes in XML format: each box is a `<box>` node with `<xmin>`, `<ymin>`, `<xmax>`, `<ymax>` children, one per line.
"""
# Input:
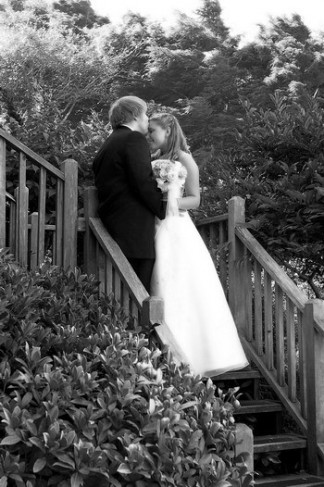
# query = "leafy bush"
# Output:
<box><xmin>0</xmin><ymin>250</ymin><xmax>251</xmax><ymax>486</ymax></box>
<box><xmin>201</xmin><ymin>90</ymin><xmax>324</xmax><ymax>297</ymax></box>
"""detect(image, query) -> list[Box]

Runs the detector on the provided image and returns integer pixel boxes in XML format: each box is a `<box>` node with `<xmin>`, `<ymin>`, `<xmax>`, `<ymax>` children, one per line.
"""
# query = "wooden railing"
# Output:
<box><xmin>196</xmin><ymin>197</ymin><xmax>324</xmax><ymax>473</ymax></box>
<box><xmin>83</xmin><ymin>187</ymin><xmax>183</xmax><ymax>356</ymax></box>
<box><xmin>0</xmin><ymin>128</ymin><xmax>78</xmax><ymax>269</ymax></box>
<box><xmin>227</xmin><ymin>196</ymin><xmax>324</xmax><ymax>474</ymax></box>
<box><xmin>196</xmin><ymin>213</ymin><xmax>228</xmax><ymax>294</ymax></box>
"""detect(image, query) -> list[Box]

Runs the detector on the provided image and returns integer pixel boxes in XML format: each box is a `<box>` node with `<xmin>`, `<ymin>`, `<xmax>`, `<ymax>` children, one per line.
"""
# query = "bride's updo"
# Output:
<box><xmin>150</xmin><ymin>112</ymin><xmax>189</xmax><ymax>160</ymax></box>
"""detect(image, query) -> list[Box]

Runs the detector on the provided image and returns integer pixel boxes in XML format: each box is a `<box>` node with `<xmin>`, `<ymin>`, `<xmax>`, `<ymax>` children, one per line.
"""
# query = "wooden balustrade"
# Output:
<box><xmin>83</xmin><ymin>187</ymin><xmax>164</xmax><ymax>333</ymax></box>
<box><xmin>228</xmin><ymin>196</ymin><xmax>324</xmax><ymax>473</ymax></box>
<box><xmin>0</xmin><ymin>128</ymin><xmax>78</xmax><ymax>270</ymax></box>
<box><xmin>196</xmin><ymin>213</ymin><xmax>229</xmax><ymax>293</ymax></box>
<box><xmin>0</xmin><ymin>139</ymin><xmax>6</xmax><ymax>248</ymax></box>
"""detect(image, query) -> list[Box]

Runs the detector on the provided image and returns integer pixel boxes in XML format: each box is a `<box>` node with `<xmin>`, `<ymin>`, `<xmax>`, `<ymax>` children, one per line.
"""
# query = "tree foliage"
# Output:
<box><xmin>0</xmin><ymin>0</ymin><xmax>324</xmax><ymax>292</ymax></box>
<box><xmin>203</xmin><ymin>91</ymin><xmax>324</xmax><ymax>295</ymax></box>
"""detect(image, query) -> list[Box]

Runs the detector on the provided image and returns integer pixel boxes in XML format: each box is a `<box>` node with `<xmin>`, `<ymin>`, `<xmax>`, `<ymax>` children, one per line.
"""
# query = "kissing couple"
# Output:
<box><xmin>92</xmin><ymin>95</ymin><xmax>248</xmax><ymax>378</ymax></box>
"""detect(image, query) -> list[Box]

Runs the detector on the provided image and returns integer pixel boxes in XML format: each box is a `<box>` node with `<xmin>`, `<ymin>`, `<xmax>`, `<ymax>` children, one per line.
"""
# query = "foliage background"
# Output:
<box><xmin>0</xmin><ymin>250</ymin><xmax>251</xmax><ymax>486</ymax></box>
<box><xmin>0</xmin><ymin>0</ymin><xmax>323</xmax><ymax>295</ymax></box>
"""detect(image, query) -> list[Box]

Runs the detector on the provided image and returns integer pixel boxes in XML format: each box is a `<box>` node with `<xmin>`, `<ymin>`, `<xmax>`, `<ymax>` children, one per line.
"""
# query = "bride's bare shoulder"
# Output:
<box><xmin>178</xmin><ymin>150</ymin><xmax>199</xmax><ymax>173</ymax></box>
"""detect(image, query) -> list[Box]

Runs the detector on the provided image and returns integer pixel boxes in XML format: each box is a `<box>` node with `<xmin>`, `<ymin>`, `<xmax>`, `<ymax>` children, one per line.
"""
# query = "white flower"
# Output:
<box><xmin>152</xmin><ymin>159</ymin><xmax>187</xmax><ymax>193</ymax></box>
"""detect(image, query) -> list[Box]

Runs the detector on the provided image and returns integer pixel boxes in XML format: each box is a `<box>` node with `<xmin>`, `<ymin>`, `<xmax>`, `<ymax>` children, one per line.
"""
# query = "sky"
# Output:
<box><xmin>90</xmin><ymin>0</ymin><xmax>324</xmax><ymax>44</ymax></box>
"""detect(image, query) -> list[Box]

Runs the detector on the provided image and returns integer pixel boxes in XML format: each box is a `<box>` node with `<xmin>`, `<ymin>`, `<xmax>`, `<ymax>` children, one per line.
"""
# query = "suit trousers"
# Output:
<box><xmin>128</xmin><ymin>258</ymin><xmax>155</xmax><ymax>294</ymax></box>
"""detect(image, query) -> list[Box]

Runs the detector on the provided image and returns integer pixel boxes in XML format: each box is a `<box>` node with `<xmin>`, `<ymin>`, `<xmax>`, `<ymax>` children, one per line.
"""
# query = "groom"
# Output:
<box><xmin>92</xmin><ymin>96</ymin><xmax>166</xmax><ymax>292</ymax></box>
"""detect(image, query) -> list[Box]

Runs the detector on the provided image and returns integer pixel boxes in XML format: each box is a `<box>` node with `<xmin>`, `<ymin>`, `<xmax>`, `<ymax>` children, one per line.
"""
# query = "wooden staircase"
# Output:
<box><xmin>1</xmin><ymin>128</ymin><xmax>324</xmax><ymax>486</ymax></box>
<box><xmin>215</xmin><ymin>367</ymin><xmax>324</xmax><ymax>486</ymax></box>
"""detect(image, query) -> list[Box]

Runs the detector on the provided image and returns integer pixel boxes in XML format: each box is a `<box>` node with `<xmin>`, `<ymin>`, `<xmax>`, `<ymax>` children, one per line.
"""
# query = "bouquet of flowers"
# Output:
<box><xmin>152</xmin><ymin>159</ymin><xmax>187</xmax><ymax>193</ymax></box>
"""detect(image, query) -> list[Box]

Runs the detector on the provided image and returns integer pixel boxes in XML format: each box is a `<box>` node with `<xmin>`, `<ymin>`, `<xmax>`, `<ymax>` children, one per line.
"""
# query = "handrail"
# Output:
<box><xmin>5</xmin><ymin>191</ymin><xmax>15</xmax><ymax>202</ymax></box>
<box><xmin>228</xmin><ymin>197</ymin><xmax>324</xmax><ymax>473</ymax></box>
<box><xmin>242</xmin><ymin>337</ymin><xmax>308</xmax><ymax>432</ymax></box>
<box><xmin>1</xmin><ymin>128</ymin><xmax>78</xmax><ymax>269</ymax></box>
<box><xmin>87</xmin><ymin>216</ymin><xmax>193</xmax><ymax>363</ymax></box>
<box><xmin>196</xmin><ymin>213</ymin><xmax>228</xmax><ymax>227</ymax></box>
<box><xmin>89</xmin><ymin>216</ymin><xmax>149</xmax><ymax>308</ymax></box>
<box><xmin>0</xmin><ymin>128</ymin><xmax>65</xmax><ymax>180</ymax></box>
<box><xmin>84</xmin><ymin>186</ymin><xmax>186</xmax><ymax>360</ymax></box>
<box><xmin>236</xmin><ymin>225</ymin><xmax>324</xmax><ymax>336</ymax></box>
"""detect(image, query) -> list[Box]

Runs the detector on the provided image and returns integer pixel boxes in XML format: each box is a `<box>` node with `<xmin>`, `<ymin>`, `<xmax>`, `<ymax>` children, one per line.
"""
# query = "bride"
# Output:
<box><xmin>149</xmin><ymin>112</ymin><xmax>249</xmax><ymax>378</ymax></box>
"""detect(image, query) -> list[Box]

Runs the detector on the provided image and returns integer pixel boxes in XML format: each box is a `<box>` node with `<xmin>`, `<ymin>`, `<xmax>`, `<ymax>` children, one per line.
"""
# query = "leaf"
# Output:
<box><xmin>149</xmin><ymin>398</ymin><xmax>155</xmax><ymax>414</ymax></box>
<box><xmin>242</xmin><ymin>473</ymin><xmax>255</xmax><ymax>487</ymax></box>
<box><xmin>178</xmin><ymin>400</ymin><xmax>199</xmax><ymax>410</ymax></box>
<box><xmin>315</xmin><ymin>187</ymin><xmax>324</xmax><ymax>199</ymax></box>
<box><xmin>26</xmin><ymin>420</ymin><xmax>38</xmax><ymax>436</ymax></box>
<box><xmin>7</xmin><ymin>474</ymin><xmax>23</xmax><ymax>482</ymax></box>
<box><xmin>53</xmin><ymin>461</ymin><xmax>75</xmax><ymax>471</ymax></box>
<box><xmin>29</xmin><ymin>437</ymin><xmax>44</xmax><ymax>450</ymax></box>
<box><xmin>53</xmin><ymin>453</ymin><xmax>75</xmax><ymax>469</ymax></box>
<box><xmin>0</xmin><ymin>477</ymin><xmax>8</xmax><ymax>487</ymax></box>
<box><xmin>64</xmin><ymin>430</ymin><xmax>76</xmax><ymax>447</ymax></box>
<box><xmin>188</xmin><ymin>430</ymin><xmax>203</xmax><ymax>449</ymax></box>
<box><xmin>108</xmin><ymin>477</ymin><xmax>122</xmax><ymax>487</ymax></box>
<box><xmin>33</xmin><ymin>457</ymin><xmax>47</xmax><ymax>473</ymax></box>
<box><xmin>235</xmin><ymin>452</ymin><xmax>250</xmax><ymax>462</ymax></box>
<box><xmin>1</xmin><ymin>435</ymin><xmax>21</xmax><ymax>445</ymax></box>
<box><xmin>117</xmin><ymin>463</ymin><xmax>132</xmax><ymax>475</ymax></box>
<box><xmin>267</xmin><ymin>454</ymin><xmax>281</xmax><ymax>464</ymax></box>
<box><xmin>71</xmin><ymin>473</ymin><xmax>83</xmax><ymax>487</ymax></box>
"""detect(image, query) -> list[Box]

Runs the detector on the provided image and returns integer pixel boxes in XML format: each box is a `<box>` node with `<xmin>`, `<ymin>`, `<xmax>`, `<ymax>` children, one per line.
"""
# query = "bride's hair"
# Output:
<box><xmin>150</xmin><ymin>112</ymin><xmax>189</xmax><ymax>160</ymax></box>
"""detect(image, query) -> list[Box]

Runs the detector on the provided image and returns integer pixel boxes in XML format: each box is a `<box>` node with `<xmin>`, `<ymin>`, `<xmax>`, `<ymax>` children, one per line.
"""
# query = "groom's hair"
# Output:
<box><xmin>109</xmin><ymin>96</ymin><xmax>147</xmax><ymax>129</ymax></box>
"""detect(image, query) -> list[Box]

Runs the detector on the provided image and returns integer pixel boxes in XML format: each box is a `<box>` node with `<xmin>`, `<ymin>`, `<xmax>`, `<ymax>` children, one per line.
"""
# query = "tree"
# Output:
<box><xmin>0</xmin><ymin>0</ymin><xmax>116</xmax><ymax>178</ymax></box>
<box><xmin>257</xmin><ymin>14</ymin><xmax>324</xmax><ymax>96</ymax></box>
<box><xmin>196</xmin><ymin>0</ymin><xmax>232</xmax><ymax>46</ymax></box>
<box><xmin>206</xmin><ymin>90</ymin><xmax>324</xmax><ymax>296</ymax></box>
<box><xmin>53</xmin><ymin>0</ymin><xmax>109</xmax><ymax>29</ymax></box>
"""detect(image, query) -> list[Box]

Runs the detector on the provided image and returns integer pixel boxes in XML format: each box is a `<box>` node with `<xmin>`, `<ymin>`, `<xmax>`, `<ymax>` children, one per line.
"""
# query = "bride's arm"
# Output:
<box><xmin>177</xmin><ymin>152</ymin><xmax>200</xmax><ymax>210</ymax></box>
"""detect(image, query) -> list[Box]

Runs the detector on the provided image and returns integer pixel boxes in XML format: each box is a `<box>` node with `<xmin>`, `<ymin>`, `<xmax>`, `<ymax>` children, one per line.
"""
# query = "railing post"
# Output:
<box><xmin>30</xmin><ymin>212</ymin><xmax>38</xmax><ymax>270</ymax></box>
<box><xmin>304</xmin><ymin>299</ymin><xmax>324</xmax><ymax>475</ymax></box>
<box><xmin>8</xmin><ymin>196</ymin><xmax>16</xmax><ymax>253</ymax></box>
<box><xmin>84</xmin><ymin>186</ymin><xmax>98</xmax><ymax>276</ymax></box>
<box><xmin>62</xmin><ymin>159</ymin><xmax>78</xmax><ymax>270</ymax></box>
<box><xmin>141</xmin><ymin>296</ymin><xmax>165</xmax><ymax>349</ymax></box>
<box><xmin>141</xmin><ymin>297</ymin><xmax>164</xmax><ymax>327</ymax></box>
<box><xmin>228</xmin><ymin>196</ymin><xmax>246</xmax><ymax>333</ymax></box>
<box><xmin>235</xmin><ymin>423</ymin><xmax>254</xmax><ymax>480</ymax></box>
<box><xmin>17</xmin><ymin>153</ymin><xmax>29</xmax><ymax>267</ymax></box>
<box><xmin>0</xmin><ymin>138</ymin><xmax>6</xmax><ymax>249</ymax></box>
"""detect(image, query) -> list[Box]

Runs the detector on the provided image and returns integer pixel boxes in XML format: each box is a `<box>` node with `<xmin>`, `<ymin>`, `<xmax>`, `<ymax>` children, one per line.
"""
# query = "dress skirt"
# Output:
<box><xmin>151</xmin><ymin>211</ymin><xmax>249</xmax><ymax>378</ymax></box>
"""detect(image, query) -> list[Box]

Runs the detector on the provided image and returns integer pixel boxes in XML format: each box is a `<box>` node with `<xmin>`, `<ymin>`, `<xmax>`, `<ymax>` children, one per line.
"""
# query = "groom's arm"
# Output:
<box><xmin>125</xmin><ymin>131</ymin><xmax>166</xmax><ymax>220</ymax></box>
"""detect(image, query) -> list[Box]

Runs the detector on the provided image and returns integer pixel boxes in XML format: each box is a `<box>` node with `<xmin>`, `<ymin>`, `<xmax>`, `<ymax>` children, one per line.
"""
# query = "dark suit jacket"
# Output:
<box><xmin>92</xmin><ymin>126</ymin><xmax>165</xmax><ymax>259</ymax></box>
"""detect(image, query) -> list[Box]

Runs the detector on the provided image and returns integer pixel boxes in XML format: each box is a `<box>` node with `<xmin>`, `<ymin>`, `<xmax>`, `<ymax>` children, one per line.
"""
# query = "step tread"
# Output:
<box><xmin>254</xmin><ymin>433</ymin><xmax>307</xmax><ymax>453</ymax></box>
<box><xmin>254</xmin><ymin>473</ymin><xmax>324</xmax><ymax>486</ymax></box>
<box><xmin>213</xmin><ymin>367</ymin><xmax>261</xmax><ymax>381</ymax></box>
<box><xmin>236</xmin><ymin>399</ymin><xmax>283</xmax><ymax>415</ymax></box>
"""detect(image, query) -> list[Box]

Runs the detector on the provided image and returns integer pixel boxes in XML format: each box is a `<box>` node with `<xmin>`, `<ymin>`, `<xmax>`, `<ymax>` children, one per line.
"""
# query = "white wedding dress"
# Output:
<box><xmin>151</xmin><ymin>160</ymin><xmax>249</xmax><ymax>378</ymax></box>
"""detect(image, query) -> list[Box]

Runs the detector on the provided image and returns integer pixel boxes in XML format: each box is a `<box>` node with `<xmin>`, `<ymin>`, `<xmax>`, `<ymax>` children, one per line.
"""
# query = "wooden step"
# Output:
<box><xmin>236</xmin><ymin>399</ymin><xmax>282</xmax><ymax>415</ymax></box>
<box><xmin>254</xmin><ymin>473</ymin><xmax>324</xmax><ymax>486</ymax></box>
<box><xmin>213</xmin><ymin>367</ymin><xmax>261</xmax><ymax>381</ymax></box>
<box><xmin>254</xmin><ymin>434</ymin><xmax>307</xmax><ymax>454</ymax></box>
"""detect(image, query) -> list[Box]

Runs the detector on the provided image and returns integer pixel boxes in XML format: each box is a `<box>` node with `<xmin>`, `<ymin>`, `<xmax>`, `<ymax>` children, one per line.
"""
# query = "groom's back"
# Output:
<box><xmin>92</xmin><ymin>125</ymin><xmax>161</xmax><ymax>259</ymax></box>
<box><xmin>93</xmin><ymin>126</ymin><xmax>149</xmax><ymax>216</ymax></box>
